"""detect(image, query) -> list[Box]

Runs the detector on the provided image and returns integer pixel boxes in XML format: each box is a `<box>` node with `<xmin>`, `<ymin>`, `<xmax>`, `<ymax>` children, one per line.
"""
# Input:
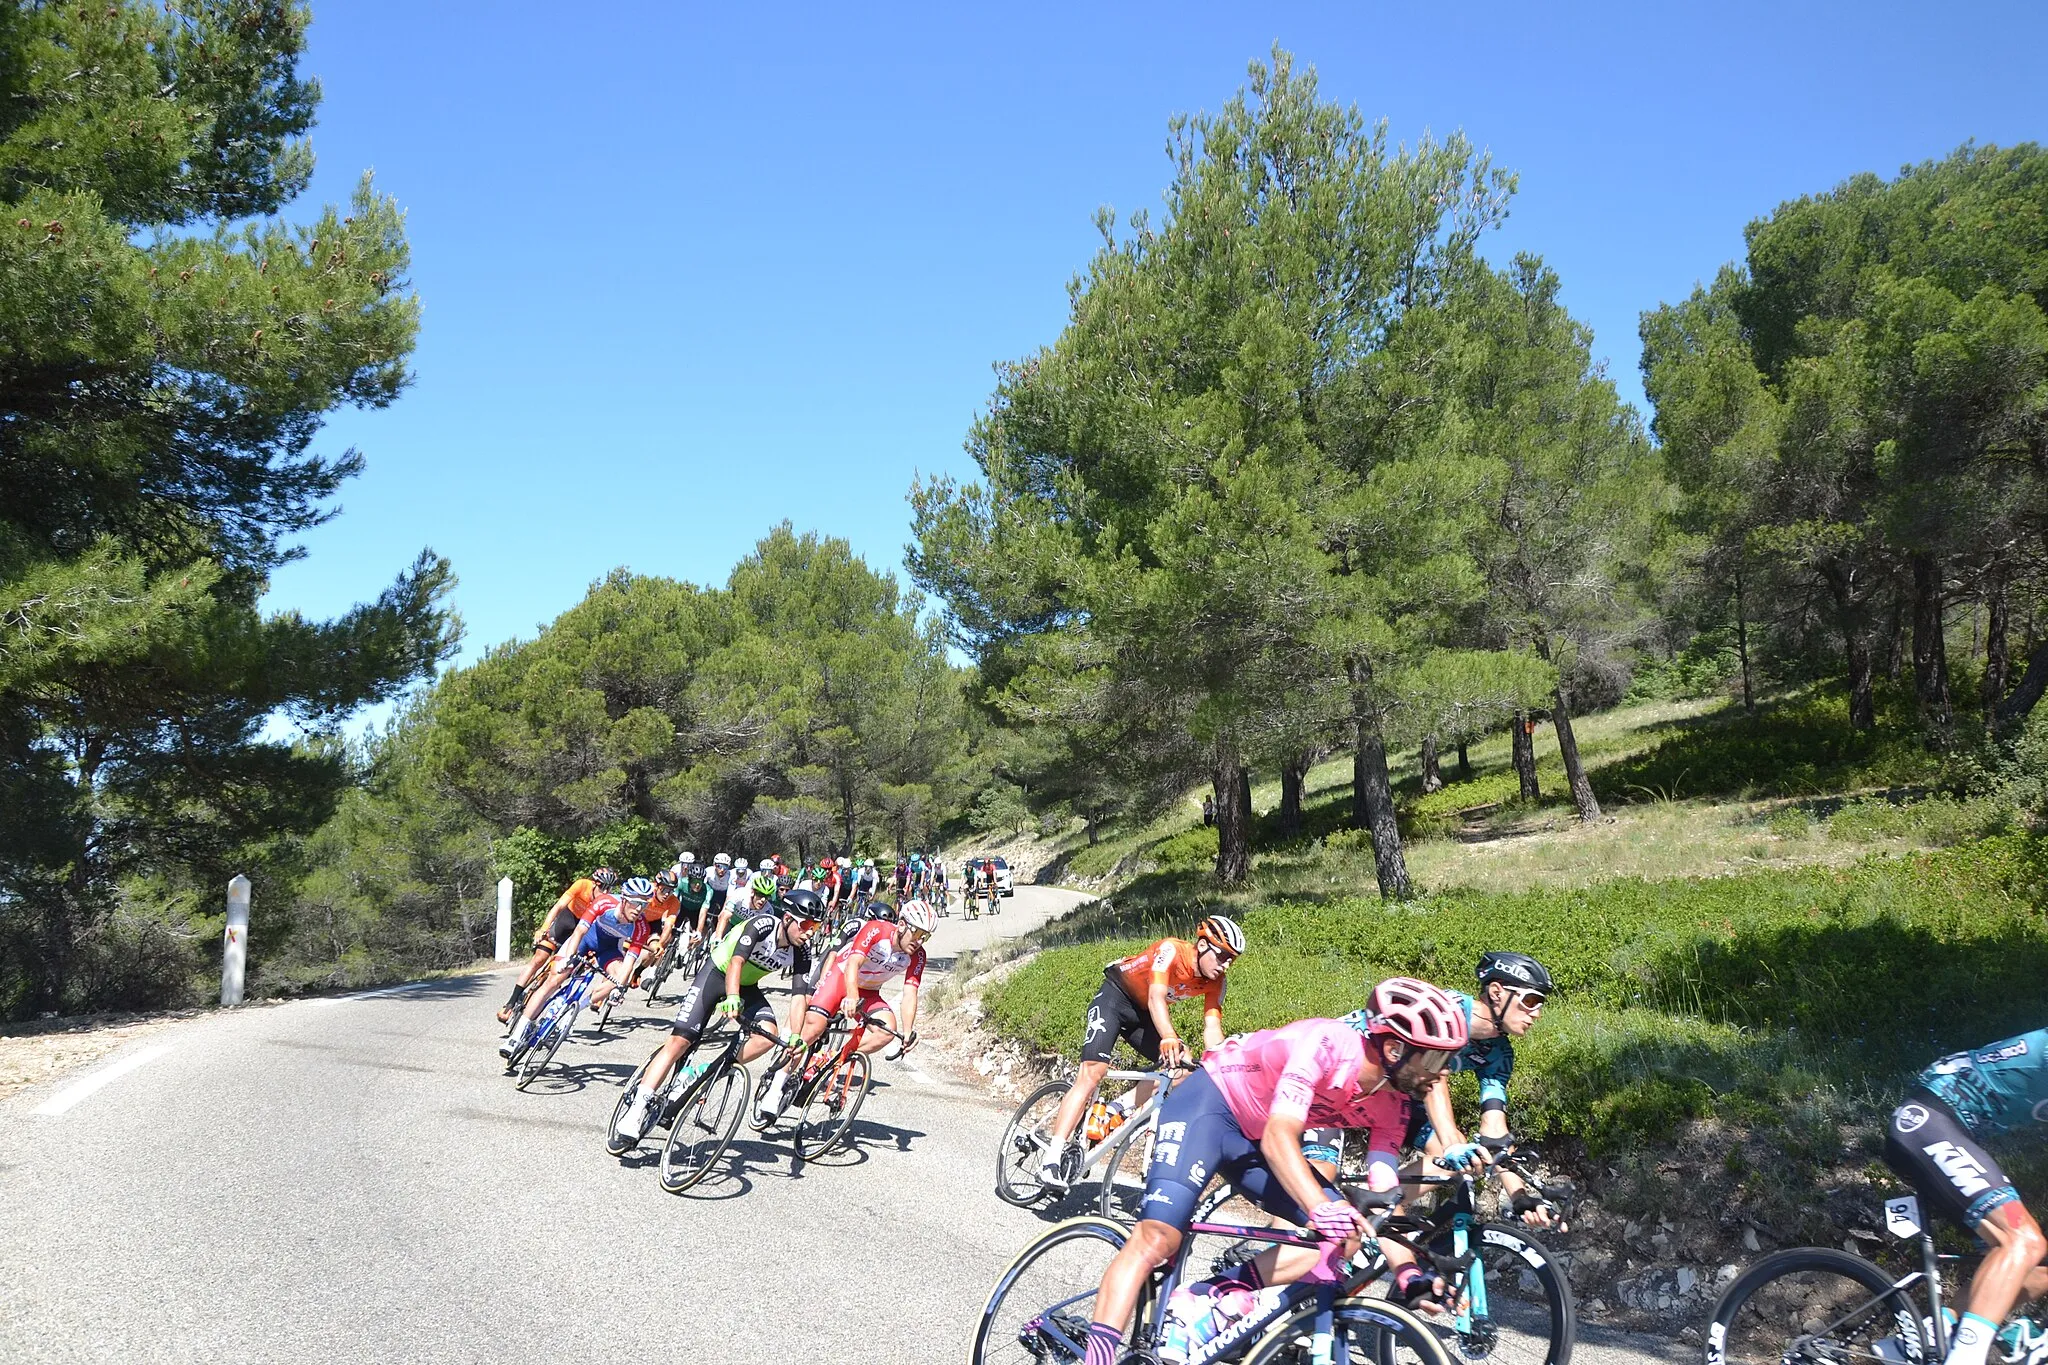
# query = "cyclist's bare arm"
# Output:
<box><xmin>1201</xmin><ymin>1005</ymin><xmax>1225</xmax><ymax>1055</ymax></box>
<box><xmin>1146</xmin><ymin>981</ymin><xmax>1188</xmax><ymax>1065</ymax></box>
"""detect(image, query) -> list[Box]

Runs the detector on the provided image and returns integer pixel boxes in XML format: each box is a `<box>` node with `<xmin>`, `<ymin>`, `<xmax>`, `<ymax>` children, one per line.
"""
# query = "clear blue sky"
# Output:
<box><xmin>265</xmin><ymin>0</ymin><xmax>2048</xmax><ymax>685</ymax></box>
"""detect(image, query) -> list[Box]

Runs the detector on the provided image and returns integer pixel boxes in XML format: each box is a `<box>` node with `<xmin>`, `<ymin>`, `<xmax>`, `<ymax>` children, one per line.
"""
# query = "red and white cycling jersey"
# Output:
<box><xmin>831</xmin><ymin>918</ymin><xmax>927</xmax><ymax>991</ymax></box>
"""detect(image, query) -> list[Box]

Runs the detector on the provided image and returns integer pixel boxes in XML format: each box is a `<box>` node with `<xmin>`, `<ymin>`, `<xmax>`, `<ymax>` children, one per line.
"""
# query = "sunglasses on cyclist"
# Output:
<box><xmin>1506</xmin><ymin>989</ymin><xmax>1547</xmax><ymax>1012</ymax></box>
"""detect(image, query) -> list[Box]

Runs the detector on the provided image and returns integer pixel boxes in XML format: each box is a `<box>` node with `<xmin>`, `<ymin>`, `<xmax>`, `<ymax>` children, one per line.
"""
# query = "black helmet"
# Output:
<box><xmin>776</xmin><ymin>872</ymin><xmax>796</xmax><ymax>894</ymax></box>
<box><xmin>867</xmin><ymin>899</ymin><xmax>900</xmax><ymax>923</ymax></box>
<box><xmin>1477</xmin><ymin>951</ymin><xmax>1553</xmax><ymax>995</ymax></box>
<box><xmin>591</xmin><ymin>866</ymin><xmax>620</xmax><ymax>890</ymax></box>
<box><xmin>654</xmin><ymin>867</ymin><xmax>678</xmax><ymax>890</ymax></box>
<box><xmin>781</xmin><ymin>887</ymin><xmax>826</xmax><ymax>925</ymax></box>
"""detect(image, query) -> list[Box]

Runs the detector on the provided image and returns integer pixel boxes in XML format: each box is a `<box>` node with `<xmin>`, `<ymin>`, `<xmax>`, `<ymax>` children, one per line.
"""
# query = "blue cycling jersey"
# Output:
<box><xmin>1916</xmin><ymin>1029</ymin><xmax>2048</xmax><ymax>1138</ymax></box>
<box><xmin>1446</xmin><ymin>990</ymin><xmax>1515</xmax><ymax>1107</ymax></box>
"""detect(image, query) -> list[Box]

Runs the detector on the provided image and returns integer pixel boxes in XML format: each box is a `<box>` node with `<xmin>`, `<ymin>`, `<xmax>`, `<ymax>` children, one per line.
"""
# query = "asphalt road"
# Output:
<box><xmin>0</xmin><ymin>884</ymin><xmax>1686</xmax><ymax>1365</ymax></box>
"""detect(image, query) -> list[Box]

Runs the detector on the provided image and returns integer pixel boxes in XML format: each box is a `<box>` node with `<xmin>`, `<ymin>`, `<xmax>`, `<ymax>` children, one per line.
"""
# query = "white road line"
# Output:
<box><xmin>32</xmin><ymin>1044</ymin><xmax>173</xmax><ymax>1116</ymax></box>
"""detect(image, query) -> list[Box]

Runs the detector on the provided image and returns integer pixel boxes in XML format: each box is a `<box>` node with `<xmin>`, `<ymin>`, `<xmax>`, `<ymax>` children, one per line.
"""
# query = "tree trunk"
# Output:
<box><xmin>1212</xmin><ymin>750</ymin><xmax>1251</xmax><ymax>885</ymax></box>
<box><xmin>1349</xmin><ymin>657</ymin><xmax>1412</xmax><ymax>899</ymax></box>
<box><xmin>1456</xmin><ymin>741</ymin><xmax>1472</xmax><ymax>780</ymax></box>
<box><xmin>1995</xmin><ymin>639</ymin><xmax>2048</xmax><ymax>734</ymax></box>
<box><xmin>1845</xmin><ymin>627</ymin><xmax>1876</xmax><ymax>731</ymax></box>
<box><xmin>1279</xmin><ymin>751</ymin><xmax>1310</xmax><ymax>836</ymax></box>
<box><xmin>1910</xmin><ymin>554</ymin><xmax>1955</xmax><ymax>748</ymax></box>
<box><xmin>1882</xmin><ymin>594</ymin><xmax>1907</xmax><ymax>682</ymax></box>
<box><xmin>1419</xmin><ymin>736</ymin><xmax>1443</xmax><ymax>794</ymax></box>
<box><xmin>1734</xmin><ymin>565</ymin><xmax>1755</xmax><ymax>715</ymax></box>
<box><xmin>1553</xmin><ymin>685</ymin><xmax>1602</xmax><ymax>821</ymax></box>
<box><xmin>1983</xmin><ymin>574</ymin><xmax>2012</xmax><ymax>721</ymax></box>
<box><xmin>1510</xmin><ymin>711</ymin><xmax>1539</xmax><ymax>801</ymax></box>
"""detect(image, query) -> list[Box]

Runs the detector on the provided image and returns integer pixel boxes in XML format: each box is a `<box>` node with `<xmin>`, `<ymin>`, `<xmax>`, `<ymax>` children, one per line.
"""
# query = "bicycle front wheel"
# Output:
<box><xmin>516</xmin><ymin>1004</ymin><xmax>577</xmax><ymax>1090</ymax></box>
<box><xmin>1706</xmin><ymin>1247</ymin><xmax>1925</xmax><ymax>1365</ymax></box>
<box><xmin>971</xmin><ymin>1217</ymin><xmax>1131</xmax><ymax>1365</ymax></box>
<box><xmin>659</xmin><ymin>1064</ymin><xmax>748</xmax><ymax>1195</ymax></box>
<box><xmin>1094</xmin><ymin>1118</ymin><xmax>1155</xmax><ymax>1223</ymax></box>
<box><xmin>605</xmin><ymin>1056</ymin><xmax>652</xmax><ymax>1154</ymax></box>
<box><xmin>1426</xmin><ymin>1222</ymin><xmax>1576</xmax><ymax>1365</ymax></box>
<box><xmin>794</xmin><ymin>1052</ymin><xmax>872</xmax><ymax>1161</ymax></box>
<box><xmin>1246</xmin><ymin>1295</ymin><xmax>1453</xmax><ymax>1365</ymax></box>
<box><xmin>995</xmin><ymin>1079</ymin><xmax>1068</xmax><ymax>1207</ymax></box>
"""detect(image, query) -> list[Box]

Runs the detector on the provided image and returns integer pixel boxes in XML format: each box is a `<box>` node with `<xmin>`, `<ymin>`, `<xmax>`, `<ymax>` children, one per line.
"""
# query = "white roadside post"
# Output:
<box><xmin>222</xmin><ymin>874</ymin><xmax>251</xmax><ymax>1006</ymax></box>
<box><xmin>495</xmin><ymin>877</ymin><xmax>514</xmax><ymax>963</ymax></box>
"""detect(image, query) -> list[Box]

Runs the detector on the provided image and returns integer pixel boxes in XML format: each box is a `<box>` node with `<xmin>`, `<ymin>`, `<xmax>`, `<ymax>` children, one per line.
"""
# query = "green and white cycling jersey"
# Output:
<box><xmin>710</xmin><ymin>912</ymin><xmax>810</xmax><ymax>987</ymax></box>
<box><xmin>1917</xmin><ymin>1028</ymin><xmax>2048</xmax><ymax>1137</ymax></box>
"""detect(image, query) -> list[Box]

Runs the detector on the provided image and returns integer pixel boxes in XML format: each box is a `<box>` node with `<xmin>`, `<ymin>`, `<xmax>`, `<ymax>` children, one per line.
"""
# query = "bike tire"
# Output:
<box><xmin>659</xmin><ymin>1063</ymin><xmax>749</xmax><ymax>1195</ymax></box>
<box><xmin>1094</xmin><ymin>1117</ymin><xmax>1156</xmax><ymax>1224</ymax></box>
<box><xmin>516</xmin><ymin>1001</ymin><xmax>577</xmax><ymax>1090</ymax></box>
<box><xmin>1246</xmin><ymin>1295</ymin><xmax>1454</xmax><ymax>1365</ymax></box>
<box><xmin>970</xmin><ymin>1216</ymin><xmax>1132</xmax><ymax>1365</ymax></box>
<box><xmin>1428</xmin><ymin>1222</ymin><xmax>1577</xmax><ymax>1365</ymax></box>
<box><xmin>795</xmin><ymin>1051</ymin><xmax>871</xmax><ymax>1161</ymax></box>
<box><xmin>1706</xmin><ymin>1246</ymin><xmax>1926</xmax><ymax>1365</ymax></box>
<box><xmin>995</xmin><ymin>1079</ymin><xmax>1070</xmax><ymax>1207</ymax></box>
<box><xmin>605</xmin><ymin>1056</ymin><xmax>653</xmax><ymax>1154</ymax></box>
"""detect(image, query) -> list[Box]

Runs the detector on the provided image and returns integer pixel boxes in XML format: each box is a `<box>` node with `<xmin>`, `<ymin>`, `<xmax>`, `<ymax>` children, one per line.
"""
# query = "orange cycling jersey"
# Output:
<box><xmin>1112</xmin><ymin>938</ymin><xmax>1225</xmax><ymax>1014</ymax></box>
<box><xmin>648</xmin><ymin>889</ymin><xmax>679</xmax><ymax>928</ymax></box>
<box><xmin>553</xmin><ymin>878</ymin><xmax>601</xmax><ymax>920</ymax></box>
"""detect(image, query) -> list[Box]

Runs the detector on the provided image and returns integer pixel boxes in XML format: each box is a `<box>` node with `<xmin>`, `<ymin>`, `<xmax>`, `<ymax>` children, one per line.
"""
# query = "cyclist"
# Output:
<box><xmin>497</xmin><ymin>866</ymin><xmax>618</xmax><ymax>1024</ymax></box>
<box><xmin>714</xmin><ymin>857</ymin><xmax>752</xmax><ymax>937</ymax></box>
<box><xmin>704</xmin><ymin>852</ymin><xmax>735</xmax><ymax>927</ymax></box>
<box><xmin>676</xmin><ymin>858</ymin><xmax>714</xmax><ymax>938</ymax></box>
<box><xmin>760</xmin><ymin>898</ymin><xmax>933</xmax><ymax>1116</ymax></box>
<box><xmin>500</xmin><ymin>875</ymin><xmax>657</xmax><ymax>1058</ymax></box>
<box><xmin>1038</xmin><ymin>916</ymin><xmax>1244</xmax><ymax>1187</ymax></box>
<box><xmin>1882</xmin><ymin>1029</ymin><xmax>2048</xmax><ymax>1365</ymax></box>
<box><xmin>979</xmin><ymin>854</ymin><xmax>999</xmax><ymax>914</ymax></box>
<box><xmin>892</xmin><ymin>854</ymin><xmax>910</xmax><ymax>899</ymax></box>
<box><xmin>615</xmin><ymin>887</ymin><xmax>827</xmax><ymax>1143</ymax></box>
<box><xmin>1406</xmin><ymin>951</ymin><xmax>1555</xmax><ymax>1225</ymax></box>
<box><xmin>628</xmin><ymin>867</ymin><xmax>685</xmax><ymax>987</ymax></box>
<box><xmin>850</xmin><ymin>857</ymin><xmax>881</xmax><ymax>910</ymax></box>
<box><xmin>1074</xmin><ymin>978</ymin><xmax>1469</xmax><ymax>1365</ymax></box>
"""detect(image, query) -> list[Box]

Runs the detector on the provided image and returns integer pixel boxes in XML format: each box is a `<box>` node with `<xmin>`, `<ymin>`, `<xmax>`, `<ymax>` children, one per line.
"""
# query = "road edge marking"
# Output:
<box><xmin>31</xmin><ymin>1043</ymin><xmax>174</xmax><ymax>1116</ymax></box>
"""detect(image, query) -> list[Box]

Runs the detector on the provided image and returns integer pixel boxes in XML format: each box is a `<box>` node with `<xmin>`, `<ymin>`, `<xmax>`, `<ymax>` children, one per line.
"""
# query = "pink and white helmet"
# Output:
<box><xmin>1364</xmin><ymin>977</ymin><xmax>1468</xmax><ymax>1051</ymax></box>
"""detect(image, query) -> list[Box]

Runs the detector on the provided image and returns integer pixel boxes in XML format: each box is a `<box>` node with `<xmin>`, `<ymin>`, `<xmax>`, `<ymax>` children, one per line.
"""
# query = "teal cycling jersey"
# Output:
<box><xmin>1916</xmin><ymin>1029</ymin><xmax>2048</xmax><ymax>1138</ymax></box>
<box><xmin>1446</xmin><ymin>990</ymin><xmax>1515</xmax><ymax>1108</ymax></box>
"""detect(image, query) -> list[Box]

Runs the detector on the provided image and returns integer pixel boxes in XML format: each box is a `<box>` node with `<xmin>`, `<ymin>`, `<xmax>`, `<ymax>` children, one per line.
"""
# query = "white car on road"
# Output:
<box><xmin>962</xmin><ymin>856</ymin><xmax>1015</xmax><ymax>897</ymax></box>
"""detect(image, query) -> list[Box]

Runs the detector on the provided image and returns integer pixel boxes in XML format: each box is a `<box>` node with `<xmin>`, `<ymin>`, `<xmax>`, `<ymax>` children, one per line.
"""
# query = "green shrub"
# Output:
<box><xmin>1152</xmin><ymin>825</ymin><xmax>1219</xmax><ymax>872</ymax></box>
<box><xmin>1598</xmin><ymin>691</ymin><xmax>1940</xmax><ymax>802</ymax></box>
<box><xmin>1825</xmin><ymin>794</ymin><xmax>2010</xmax><ymax>846</ymax></box>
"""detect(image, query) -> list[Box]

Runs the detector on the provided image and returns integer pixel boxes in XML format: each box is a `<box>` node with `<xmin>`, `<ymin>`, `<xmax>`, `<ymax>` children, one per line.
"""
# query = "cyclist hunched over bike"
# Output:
<box><xmin>1071</xmin><ymin>975</ymin><xmax>1470</xmax><ymax>1365</ymax></box>
<box><xmin>1882</xmin><ymin>1028</ymin><xmax>2048</xmax><ymax>1365</ymax></box>
<box><xmin>500</xmin><ymin>875</ymin><xmax>659</xmax><ymax>1058</ymax></box>
<box><xmin>1038</xmin><ymin>915</ymin><xmax>1245</xmax><ymax>1189</ymax></box>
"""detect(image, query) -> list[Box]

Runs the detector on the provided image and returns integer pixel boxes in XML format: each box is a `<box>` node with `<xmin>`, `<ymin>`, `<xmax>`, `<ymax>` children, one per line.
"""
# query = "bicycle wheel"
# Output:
<box><xmin>971</xmin><ymin>1217</ymin><xmax>1132</xmax><ymax>1365</ymax></box>
<box><xmin>659</xmin><ymin>1063</ymin><xmax>749</xmax><ymax>1194</ymax></box>
<box><xmin>643</xmin><ymin>950</ymin><xmax>673</xmax><ymax>1003</ymax></box>
<box><xmin>794</xmin><ymin>1052</ymin><xmax>872</xmax><ymax>1161</ymax></box>
<box><xmin>1246</xmin><ymin>1295</ymin><xmax>1453</xmax><ymax>1365</ymax></box>
<box><xmin>1706</xmin><ymin>1247</ymin><xmax>1926</xmax><ymax>1365</ymax></box>
<box><xmin>1426</xmin><ymin>1222</ymin><xmax>1576</xmax><ymax>1365</ymax></box>
<box><xmin>515</xmin><ymin>1002</ymin><xmax>577</xmax><ymax>1090</ymax></box>
<box><xmin>1094</xmin><ymin>1118</ymin><xmax>1156</xmax><ymax>1223</ymax></box>
<box><xmin>996</xmin><ymin>1079</ymin><xmax>1069</xmax><ymax>1207</ymax></box>
<box><xmin>605</xmin><ymin>1056</ymin><xmax>653</xmax><ymax>1154</ymax></box>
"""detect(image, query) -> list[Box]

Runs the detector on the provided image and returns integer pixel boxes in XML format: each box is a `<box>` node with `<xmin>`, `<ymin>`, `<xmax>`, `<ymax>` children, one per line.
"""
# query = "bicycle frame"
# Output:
<box><xmin>1067</xmin><ymin>1067</ymin><xmax>1179</xmax><ymax>1178</ymax></box>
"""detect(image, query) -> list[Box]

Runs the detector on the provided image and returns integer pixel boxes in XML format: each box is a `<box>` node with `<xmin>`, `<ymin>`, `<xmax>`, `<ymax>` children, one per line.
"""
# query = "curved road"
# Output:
<box><xmin>0</xmin><ymin>884</ymin><xmax>1680</xmax><ymax>1364</ymax></box>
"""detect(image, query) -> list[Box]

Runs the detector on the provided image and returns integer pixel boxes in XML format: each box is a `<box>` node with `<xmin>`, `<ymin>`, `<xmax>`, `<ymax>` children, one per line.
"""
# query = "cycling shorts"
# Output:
<box><xmin>1080</xmin><ymin>968</ymin><xmax>1163</xmax><ymax>1066</ymax></box>
<box><xmin>535</xmin><ymin>905</ymin><xmax>580</xmax><ymax>951</ymax></box>
<box><xmin>706</xmin><ymin>886</ymin><xmax>728</xmax><ymax>915</ymax></box>
<box><xmin>668</xmin><ymin>962</ymin><xmax>777</xmax><ymax>1044</ymax></box>
<box><xmin>1883</xmin><ymin>1087</ymin><xmax>2021</xmax><ymax>1232</ymax></box>
<box><xmin>806</xmin><ymin>967</ymin><xmax>889</xmax><ymax>1023</ymax></box>
<box><xmin>1138</xmin><ymin>1067</ymin><xmax>1339</xmax><ymax>1233</ymax></box>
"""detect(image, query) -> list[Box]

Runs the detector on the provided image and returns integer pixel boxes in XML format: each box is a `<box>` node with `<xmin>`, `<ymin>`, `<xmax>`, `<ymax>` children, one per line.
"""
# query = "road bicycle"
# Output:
<box><xmin>504</xmin><ymin>953</ymin><xmax>604</xmax><ymax>1089</ymax></box>
<box><xmin>1706</xmin><ymin>1188</ymin><xmax>2048</xmax><ymax>1365</ymax></box>
<box><xmin>995</xmin><ymin>1065</ymin><xmax>1189</xmax><ymax>1217</ymax></box>
<box><xmin>783</xmin><ymin>1014</ymin><xmax>913</xmax><ymax>1161</ymax></box>
<box><xmin>972</xmin><ymin>1187</ymin><xmax>1451</xmax><ymax>1365</ymax></box>
<box><xmin>638</xmin><ymin>929</ymin><xmax>687</xmax><ymax>1003</ymax></box>
<box><xmin>631</xmin><ymin>1012</ymin><xmax>785</xmax><ymax>1195</ymax></box>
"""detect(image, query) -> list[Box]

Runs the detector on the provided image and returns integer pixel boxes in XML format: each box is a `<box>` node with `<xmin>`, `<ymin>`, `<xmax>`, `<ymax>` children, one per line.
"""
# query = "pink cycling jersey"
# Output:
<box><xmin>1201</xmin><ymin>1018</ymin><xmax>1409</xmax><ymax>1143</ymax></box>
<box><xmin>832</xmin><ymin>918</ymin><xmax>927</xmax><ymax>991</ymax></box>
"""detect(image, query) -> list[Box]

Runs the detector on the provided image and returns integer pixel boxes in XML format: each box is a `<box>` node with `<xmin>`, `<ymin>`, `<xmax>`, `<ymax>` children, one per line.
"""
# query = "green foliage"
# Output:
<box><xmin>1596</xmin><ymin>690</ymin><xmax>1941</xmax><ymax>800</ymax></box>
<box><xmin>970</xmin><ymin>780</ymin><xmax>1032</xmax><ymax>839</ymax></box>
<box><xmin>987</xmin><ymin>835</ymin><xmax>2048</xmax><ymax>1153</ymax></box>
<box><xmin>0</xmin><ymin>3</ymin><xmax>453</xmax><ymax>1018</ymax></box>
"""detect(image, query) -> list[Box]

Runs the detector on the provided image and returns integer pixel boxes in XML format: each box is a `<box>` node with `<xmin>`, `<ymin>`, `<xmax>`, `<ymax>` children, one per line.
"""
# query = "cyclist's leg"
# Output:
<box><xmin>1885</xmin><ymin>1089</ymin><xmax>2048</xmax><ymax>1352</ymax></box>
<box><xmin>734</xmin><ymin>988</ymin><xmax>782</xmax><ymax>1064</ymax></box>
<box><xmin>854</xmin><ymin>994</ymin><xmax>897</xmax><ymax>1054</ymax></box>
<box><xmin>1087</xmin><ymin>1068</ymin><xmax>1245</xmax><ymax>1359</ymax></box>
<box><xmin>1049</xmin><ymin>973</ymin><xmax>1151</xmax><ymax>1156</ymax></box>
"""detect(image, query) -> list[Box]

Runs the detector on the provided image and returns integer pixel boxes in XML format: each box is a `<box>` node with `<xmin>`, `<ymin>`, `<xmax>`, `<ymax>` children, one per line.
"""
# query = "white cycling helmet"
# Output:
<box><xmin>837</xmin><ymin>856</ymin><xmax>851</xmax><ymax>868</ymax></box>
<box><xmin>734</xmin><ymin>858</ymin><xmax>750</xmax><ymax>872</ymax></box>
<box><xmin>899</xmin><ymin>900</ymin><xmax>936</xmax><ymax>933</ymax></box>
<box><xmin>677</xmin><ymin>851</ymin><xmax>696</xmax><ymax>866</ymax></box>
<box><xmin>712</xmin><ymin>852</ymin><xmax>732</xmax><ymax>868</ymax></box>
